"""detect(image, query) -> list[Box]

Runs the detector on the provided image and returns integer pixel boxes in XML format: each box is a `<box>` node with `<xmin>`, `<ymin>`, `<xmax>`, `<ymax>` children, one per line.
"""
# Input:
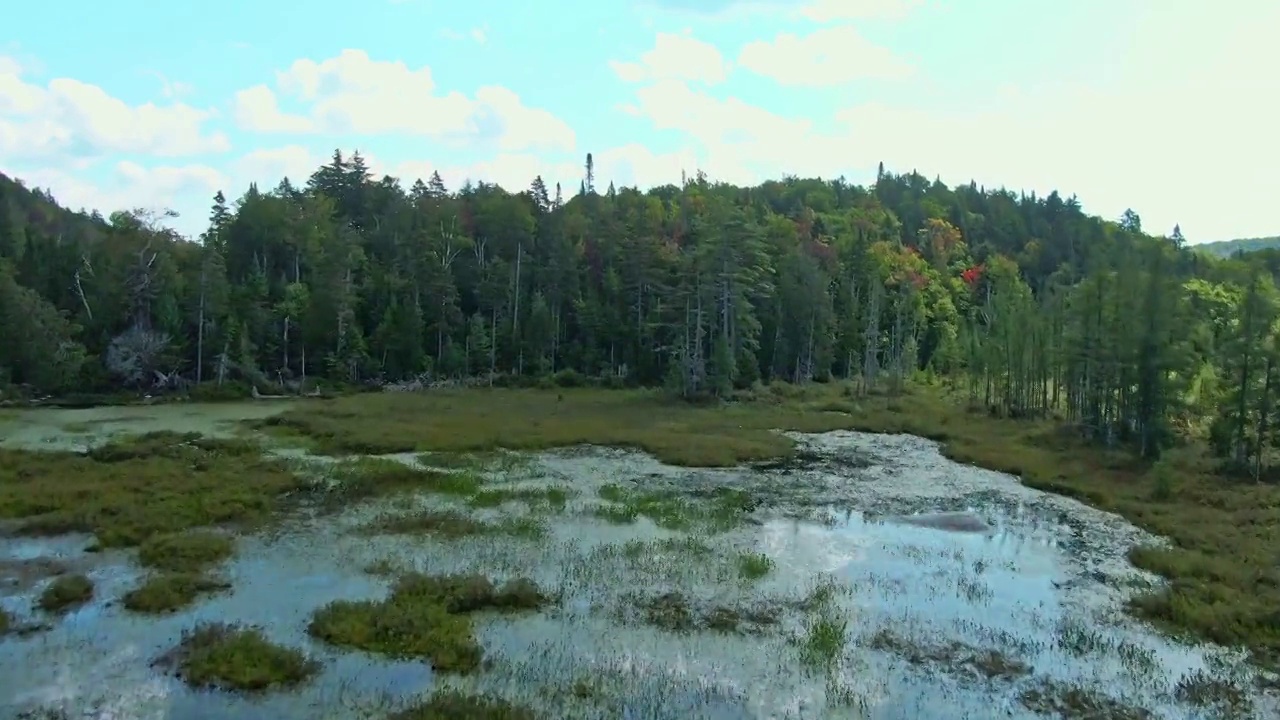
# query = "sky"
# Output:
<box><xmin>1</xmin><ymin>0</ymin><xmax>1276</xmax><ymax>243</ymax></box>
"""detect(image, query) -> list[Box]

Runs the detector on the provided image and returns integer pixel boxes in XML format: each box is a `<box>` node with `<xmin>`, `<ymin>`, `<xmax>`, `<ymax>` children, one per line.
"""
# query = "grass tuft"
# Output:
<box><xmin>737</xmin><ymin>552</ymin><xmax>774</xmax><ymax>580</ymax></box>
<box><xmin>158</xmin><ymin>622</ymin><xmax>320</xmax><ymax>692</ymax></box>
<box><xmin>307</xmin><ymin>572</ymin><xmax>547</xmax><ymax>674</ymax></box>
<box><xmin>389</xmin><ymin>690</ymin><xmax>541</xmax><ymax>720</ymax></box>
<box><xmin>359</xmin><ymin>509</ymin><xmax>546</xmax><ymax>540</ymax></box>
<box><xmin>38</xmin><ymin>573</ymin><xmax>93</xmax><ymax>613</ymax></box>
<box><xmin>122</xmin><ymin>572</ymin><xmax>232</xmax><ymax>614</ymax></box>
<box><xmin>592</xmin><ymin>483</ymin><xmax>753</xmax><ymax>532</ymax></box>
<box><xmin>137</xmin><ymin>531</ymin><xmax>234</xmax><ymax>573</ymax></box>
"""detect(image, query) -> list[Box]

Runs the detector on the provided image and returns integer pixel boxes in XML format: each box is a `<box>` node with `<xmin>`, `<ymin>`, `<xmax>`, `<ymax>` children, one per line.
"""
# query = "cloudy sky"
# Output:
<box><xmin>1</xmin><ymin>0</ymin><xmax>1275</xmax><ymax>243</ymax></box>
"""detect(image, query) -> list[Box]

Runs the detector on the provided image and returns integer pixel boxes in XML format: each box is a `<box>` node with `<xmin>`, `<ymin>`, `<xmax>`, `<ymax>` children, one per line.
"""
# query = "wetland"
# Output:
<box><xmin>0</xmin><ymin>386</ymin><xmax>1277</xmax><ymax>719</ymax></box>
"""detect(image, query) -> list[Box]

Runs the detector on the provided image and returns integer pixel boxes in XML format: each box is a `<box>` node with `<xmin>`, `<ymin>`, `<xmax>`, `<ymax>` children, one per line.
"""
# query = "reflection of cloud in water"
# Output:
<box><xmin>17</xmin><ymin>643</ymin><xmax>172</xmax><ymax>720</ymax></box>
<box><xmin>1</xmin><ymin>421</ymin><xmax>1276</xmax><ymax>719</ymax></box>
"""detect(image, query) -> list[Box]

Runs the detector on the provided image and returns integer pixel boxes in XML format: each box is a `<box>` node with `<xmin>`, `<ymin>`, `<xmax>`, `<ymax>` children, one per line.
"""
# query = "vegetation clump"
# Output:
<box><xmin>737</xmin><ymin>552</ymin><xmax>774</xmax><ymax>580</ymax></box>
<box><xmin>389</xmin><ymin>690</ymin><xmax>541</xmax><ymax>720</ymax></box>
<box><xmin>798</xmin><ymin>610</ymin><xmax>849</xmax><ymax>669</ymax></box>
<box><xmin>593</xmin><ymin>482</ymin><xmax>754</xmax><ymax>532</ymax></box>
<box><xmin>359</xmin><ymin>509</ymin><xmax>545</xmax><ymax>539</ymax></box>
<box><xmin>323</xmin><ymin>457</ymin><xmax>482</xmax><ymax>504</ymax></box>
<box><xmin>0</xmin><ymin>607</ymin><xmax>11</xmax><ymax>634</ymax></box>
<box><xmin>122</xmin><ymin>573</ymin><xmax>232</xmax><ymax>614</ymax></box>
<box><xmin>867</xmin><ymin>629</ymin><xmax>1032</xmax><ymax>680</ymax></box>
<box><xmin>625</xmin><ymin>591</ymin><xmax>779</xmax><ymax>635</ymax></box>
<box><xmin>0</xmin><ymin>431</ymin><xmax>306</xmax><ymax>548</ymax></box>
<box><xmin>137</xmin><ymin>531</ymin><xmax>234</xmax><ymax>572</ymax></box>
<box><xmin>307</xmin><ymin>572</ymin><xmax>547</xmax><ymax>673</ymax></box>
<box><xmin>37</xmin><ymin>573</ymin><xmax>93</xmax><ymax>613</ymax></box>
<box><xmin>1018</xmin><ymin>679</ymin><xmax>1153</xmax><ymax>720</ymax></box>
<box><xmin>467</xmin><ymin>485</ymin><xmax>572</xmax><ymax>512</ymax></box>
<box><xmin>157</xmin><ymin>622</ymin><xmax>320</xmax><ymax>692</ymax></box>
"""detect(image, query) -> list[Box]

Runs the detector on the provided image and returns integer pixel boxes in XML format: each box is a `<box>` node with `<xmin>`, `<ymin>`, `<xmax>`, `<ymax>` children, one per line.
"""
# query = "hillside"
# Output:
<box><xmin>1195</xmin><ymin>235</ymin><xmax>1280</xmax><ymax>258</ymax></box>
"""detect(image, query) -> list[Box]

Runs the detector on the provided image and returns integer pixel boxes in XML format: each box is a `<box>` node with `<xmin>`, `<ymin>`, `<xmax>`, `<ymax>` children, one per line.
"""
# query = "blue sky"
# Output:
<box><xmin>1</xmin><ymin>0</ymin><xmax>1276</xmax><ymax>242</ymax></box>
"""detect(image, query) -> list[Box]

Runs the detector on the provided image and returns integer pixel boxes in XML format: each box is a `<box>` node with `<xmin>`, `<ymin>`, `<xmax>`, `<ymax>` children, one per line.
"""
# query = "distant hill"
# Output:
<box><xmin>1195</xmin><ymin>236</ymin><xmax>1280</xmax><ymax>258</ymax></box>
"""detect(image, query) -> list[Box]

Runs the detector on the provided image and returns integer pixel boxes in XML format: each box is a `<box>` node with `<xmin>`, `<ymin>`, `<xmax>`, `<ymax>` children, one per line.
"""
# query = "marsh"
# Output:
<box><xmin>0</xmin><ymin>389</ymin><xmax>1274</xmax><ymax>719</ymax></box>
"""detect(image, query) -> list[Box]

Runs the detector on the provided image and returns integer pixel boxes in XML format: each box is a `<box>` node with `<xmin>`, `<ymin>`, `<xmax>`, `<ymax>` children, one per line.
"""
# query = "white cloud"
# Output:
<box><xmin>633</xmin><ymin>80</ymin><xmax>811</xmax><ymax>146</ymax></box>
<box><xmin>232</xmin><ymin>85</ymin><xmax>314</xmax><ymax>133</ymax></box>
<box><xmin>637</xmin><ymin>0</ymin><xmax>916</xmax><ymax>23</ymax></box>
<box><xmin>799</xmin><ymin>0</ymin><xmax>919</xmax><ymax>22</ymax></box>
<box><xmin>737</xmin><ymin>26</ymin><xmax>912</xmax><ymax>86</ymax></box>
<box><xmin>0</xmin><ymin>56</ymin><xmax>229</xmax><ymax>164</ymax></box>
<box><xmin>146</xmin><ymin>71</ymin><xmax>195</xmax><ymax>99</ymax></box>
<box><xmin>610</xmin><ymin>33</ymin><xmax>731</xmax><ymax>85</ymax></box>
<box><xmin>232</xmin><ymin>145</ymin><xmax>319</xmax><ymax>187</ymax></box>
<box><xmin>18</xmin><ymin>161</ymin><xmax>226</xmax><ymax>224</ymax></box>
<box><xmin>829</xmin><ymin>79</ymin><xmax>1280</xmax><ymax>241</ymax></box>
<box><xmin>236</xmin><ymin>50</ymin><xmax>575</xmax><ymax>153</ymax></box>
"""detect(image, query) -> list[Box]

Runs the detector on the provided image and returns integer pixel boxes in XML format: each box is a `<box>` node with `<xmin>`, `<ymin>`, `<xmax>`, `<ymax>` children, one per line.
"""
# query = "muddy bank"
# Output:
<box><xmin>0</xmin><ymin>414</ymin><xmax>1273</xmax><ymax>719</ymax></box>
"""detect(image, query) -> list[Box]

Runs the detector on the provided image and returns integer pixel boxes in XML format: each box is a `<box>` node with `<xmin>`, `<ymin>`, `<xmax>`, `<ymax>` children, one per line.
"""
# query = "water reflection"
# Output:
<box><xmin>0</xmin><ymin>431</ymin><xmax>1271</xmax><ymax>719</ymax></box>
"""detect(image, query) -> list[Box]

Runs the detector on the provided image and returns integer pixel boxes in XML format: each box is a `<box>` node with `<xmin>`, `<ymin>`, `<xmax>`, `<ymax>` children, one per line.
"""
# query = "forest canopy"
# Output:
<box><xmin>2</xmin><ymin>151</ymin><xmax>1279</xmax><ymax>474</ymax></box>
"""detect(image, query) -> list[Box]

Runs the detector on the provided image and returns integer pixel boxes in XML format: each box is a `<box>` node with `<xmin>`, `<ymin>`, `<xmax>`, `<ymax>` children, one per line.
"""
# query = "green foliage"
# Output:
<box><xmin>163</xmin><ymin>622</ymin><xmax>320</xmax><ymax>692</ymax></box>
<box><xmin>307</xmin><ymin>572</ymin><xmax>547</xmax><ymax>673</ymax></box>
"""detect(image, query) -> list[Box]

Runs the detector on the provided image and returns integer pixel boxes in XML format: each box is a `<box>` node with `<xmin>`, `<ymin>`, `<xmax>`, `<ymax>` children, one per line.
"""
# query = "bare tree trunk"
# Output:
<box><xmin>196</xmin><ymin>264</ymin><xmax>206</xmax><ymax>384</ymax></box>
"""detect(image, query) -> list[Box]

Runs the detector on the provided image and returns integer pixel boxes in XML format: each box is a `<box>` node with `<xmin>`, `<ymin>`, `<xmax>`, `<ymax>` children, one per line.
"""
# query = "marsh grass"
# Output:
<box><xmin>389</xmin><ymin>690</ymin><xmax>540</xmax><ymax>720</ymax></box>
<box><xmin>623</xmin><ymin>591</ymin><xmax>780</xmax><ymax>635</ymax></box>
<box><xmin>137</xmin><ymin>531</ymin><xmax>234</xmax><ymax>572</ymax></box>
<box><xmin>867</xmin><ymin>628</ymin><xmax>1032</xmax><ymax>680</ymax></box>
<box><xmin>158</xmin><ymin>622</ymin><xmax>320</xmax><ymax>692</ymax></box>
<box><xmin>307</xmin><ymin>572</ymin><xmax>547</xmax><ymax>673</ymax></box>
<box><xmin>592</xmin><ymin>483</ymin><xmax>753</xmax><ymax>532</ymax></box>
<box><xmin>122</xmin><ymin>572</ymin><xmax>232</xmax><ymax>614</ymax></box>
<box><xmin>798</xmin><ymin>612</ymin><xmax>848</xmax><ymax>669</ymax></box>
<box><xmin>359</xmin><ymin>509</ymin><xmax>546</xmax><ymax>540</ymax></box>
<box><xmin>0</xmin><ymin>431</ymin><xmax>308</xmax><ymax>547</ymax></box>
<box><xmin>737</xmin><ymin>552</ymin><xmax>774</xmax><ymax>580</ymax></box>
<box><xmin>1019</xmin><ymin>679</ymin><xmax>1154</xmax><ymax>719</ymax></box>
<box><xmin>1174</xmin><ymin>669</ymin><xmax>1254</xmax><ymax>715</ymax></box>
<box><xmin>37</xmin><ymin>573</ymin><xmax>93</xmax><ymax>612</ymax></box>
<box><xmin>467</xmin><ymin>486</ymin><xmax>572</xmax><ymax>512</ymax></box>
<box><xmin>324</xmin><ymin>458</ymin><xmax>482</xmax><ymax>504</ymax></box>
<box><xmin>256</xmin><ymin>388</ymin><xmax>863</xmax><ymax>465</ymax></box>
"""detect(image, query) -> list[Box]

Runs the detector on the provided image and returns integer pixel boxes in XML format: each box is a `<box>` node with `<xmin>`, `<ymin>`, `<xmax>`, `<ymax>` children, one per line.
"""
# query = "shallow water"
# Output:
<box><xmin>0</xmin><ymin>415</ymin><xmax>1274</xmax><ymax>719</ymax></box>
<box><xmin>0</xmin><ymin>401</ymin><xmax>292</xmax><ymax>452</ymax></box>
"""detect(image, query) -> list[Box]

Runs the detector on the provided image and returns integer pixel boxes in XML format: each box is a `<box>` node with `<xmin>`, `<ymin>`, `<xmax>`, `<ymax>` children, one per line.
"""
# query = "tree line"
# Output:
<box><xmin>2</xmin><ymin>150</ymin><xmax>1279</xmax><ymax>475</ymax></box>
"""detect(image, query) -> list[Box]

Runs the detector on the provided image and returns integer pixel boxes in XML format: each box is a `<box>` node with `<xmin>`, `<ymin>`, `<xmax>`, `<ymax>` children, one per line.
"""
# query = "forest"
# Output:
<box><xmin>2</xmin><ymin>150</ymin><xmax>1280</xmax><ymax>477</ymax></box>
